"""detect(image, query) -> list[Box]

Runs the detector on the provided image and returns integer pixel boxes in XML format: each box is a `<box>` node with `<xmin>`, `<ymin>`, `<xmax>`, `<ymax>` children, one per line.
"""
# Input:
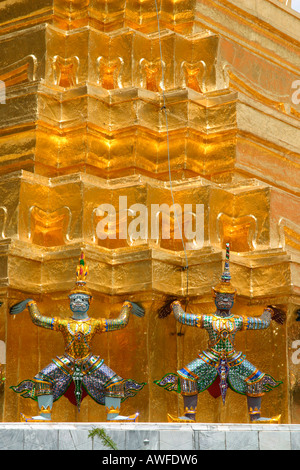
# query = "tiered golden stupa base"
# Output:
<box><xmin>0</xmin><ymin>0</ymin><xmax>299</xmax><ymax>423</ymax></box>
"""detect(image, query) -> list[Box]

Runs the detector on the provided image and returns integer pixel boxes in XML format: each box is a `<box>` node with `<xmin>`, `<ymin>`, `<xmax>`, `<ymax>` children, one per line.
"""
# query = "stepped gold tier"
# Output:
<box><xmin>0</xmin><ymin>0</ymin><xmax>299</xmax><ymax>424</ymax></box>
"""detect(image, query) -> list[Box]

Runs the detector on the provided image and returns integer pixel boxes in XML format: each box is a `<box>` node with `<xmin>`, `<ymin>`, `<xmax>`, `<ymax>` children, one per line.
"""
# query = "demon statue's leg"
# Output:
<box><xmin>247</xmin><ymin>394</ymin><xmax>263</xmax><ymax>422</ymax></box>
<box><xmin>246</xmin><ymin>382</ymin><xmax>281</xmax><ymax>424</ymax></box>
<box><xmin>105</xmin><ymin>382</ymin><xmax>139</xmax><ymax>422</ymax></box>
<box><xmin>20</xmin><ymin>379</ymin><xmax>53</xmax><ymax>422</ymax></box>
<box><xmin>168</xmin><ymin>378</ymin><xmax>198</xmax><ymax>423</ymax></box>
<box><xmin>182</xmin><ymin>393</ymin><xmax>198</xmax><ymax>421</ymax></box>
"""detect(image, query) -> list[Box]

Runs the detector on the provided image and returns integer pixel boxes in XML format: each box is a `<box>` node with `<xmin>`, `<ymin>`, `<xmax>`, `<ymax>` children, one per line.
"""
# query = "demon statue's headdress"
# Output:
<box><xmin>212</xmin><ymin>243</ymin><xmax>237</xmax><ymax>297</ymax></box>
<box><xmin>69</xmin><ymin>252</ymin><xmax>92</xmax><ymax>301</ymax></box>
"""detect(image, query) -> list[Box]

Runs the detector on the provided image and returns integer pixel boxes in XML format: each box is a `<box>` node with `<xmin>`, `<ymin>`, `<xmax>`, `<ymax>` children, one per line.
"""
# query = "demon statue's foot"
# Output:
<box><xmin>167</xmin><ymin>392</ymin><xmax>198</xmax><ymax>423</ymax></box>
<box><xmin>167</xmin><ymin>414</ymin><xmax>196</xmax><ymax>423</ymax></box>
<box><xmin>251</xmin><ymin>415</ymin><xmax>281</xmax><ymax>424</ymax></box>
<box><xmin>108</xmin><ymin>412</ymin><xmax>139</xmax><ymax>423</ymax></box>
<box><xmin>106</xmin><ymin>406</ymin><xmax>139</xmax><ymax>422</ymax></box>
<box><xmin>20</xmin><ymin>414</ymin><xmax>51</xmax><ymax>422</ymax></box>
<box><xmin>20</xmin><ymin>404</ymin><xmax>52</xmax><ymax>422</ymax></box>
<box><xmin>167</xmin><ymin>390</ymin><xmax>198</xmax><ymax>423</ymax></box>
<box><xmin>167</xmin><ymin>396</ymin><xmax>197</xmax><ymax>423</ymax></box>
<box><xmin>248</xmin><ymin>397</ymin><xmax>281</xmax><ymax>424</ymax></box>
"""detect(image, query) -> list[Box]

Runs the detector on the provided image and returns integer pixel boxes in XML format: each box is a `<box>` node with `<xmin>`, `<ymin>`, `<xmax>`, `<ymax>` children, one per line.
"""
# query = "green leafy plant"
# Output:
<box><xmin>88</xmin><ymin>427</ymin><xmax>118</xmax><ymax>450</ymax></box>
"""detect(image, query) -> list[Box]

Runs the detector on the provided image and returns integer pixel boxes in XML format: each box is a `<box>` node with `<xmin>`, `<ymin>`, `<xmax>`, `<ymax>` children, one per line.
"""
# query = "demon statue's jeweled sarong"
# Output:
<box><xmin>155</xmin><ymin>244</ymin><xmax>285</xmax><ymax>423</ymax></box>
<box><xmin>10</xmin><ymin>253</ymin><xmax>146</xmax><ymax>422</ymax></box>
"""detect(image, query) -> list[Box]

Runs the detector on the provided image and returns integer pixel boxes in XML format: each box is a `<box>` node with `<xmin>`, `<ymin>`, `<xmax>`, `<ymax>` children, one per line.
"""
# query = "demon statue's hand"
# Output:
<box><xmin>158</xmin><ymin>298</ymin><xmax>177</xmax><ymax>319</ymax></box>
<box><xmin>260</xmin><ymin>309</ymin><xmax>272</xmax><ymax>323</ymax></box>
<box><xmin>266</xmin><ymin>305</ymin><xmax>286</xmax><ymax>325</ymax></box>
<box><xmin>127</xmin><ymin>302</ymin><xmax>145</xmax><ymax>318</ymax></box>
<box><xmin>10</xmin><ymin>299</ymin><xmax>33</xmax><ymax>315</ymax></box>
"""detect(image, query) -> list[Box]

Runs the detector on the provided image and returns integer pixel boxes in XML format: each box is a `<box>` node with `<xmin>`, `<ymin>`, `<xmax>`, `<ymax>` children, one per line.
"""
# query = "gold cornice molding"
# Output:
<box><xmin>0</xmin><ymin>0</ymin><xmax>193</xmax><ymax>35</ymax></box>
<box><xmin>195</xmin><ymin>0</ymin><xmax>300</xmax><ymax>74</ymax></box>
<box><xmin>0</xmin><ymin>6</ymin><xmax>53</xmax><ymax>36</ymax></box>
<box><xmin>0</xmin><ymin>239</ymin><xmax>294</xmax><ymax>299</ymax></box>
<box><xmin>223</xmin><ymin>65</ymin><xmax>290</xmax><ymax>113</ymax></box>
<box><xmin>197</xmin><ymin>0</ymin><xmax>300</xmax><ymax>44</ymax></box>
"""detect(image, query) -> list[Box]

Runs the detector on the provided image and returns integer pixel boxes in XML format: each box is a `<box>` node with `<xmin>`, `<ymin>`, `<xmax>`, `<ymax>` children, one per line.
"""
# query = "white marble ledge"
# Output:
<box><xmin>0</xmin><ymin>423</ymin><xmax>300</xmax><ymax>450</ymax></box>
<box><xmin>1</xmin><ymin>422</ymin><xmax>299</xmax><ymax>432</ymax></box>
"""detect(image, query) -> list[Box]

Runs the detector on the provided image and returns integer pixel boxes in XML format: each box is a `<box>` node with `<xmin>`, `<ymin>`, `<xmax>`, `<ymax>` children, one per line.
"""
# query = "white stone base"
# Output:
<box><xmin>0</xmin><ymin>422</ymin><xmax>299</xmax><ymax>450</ymax></box>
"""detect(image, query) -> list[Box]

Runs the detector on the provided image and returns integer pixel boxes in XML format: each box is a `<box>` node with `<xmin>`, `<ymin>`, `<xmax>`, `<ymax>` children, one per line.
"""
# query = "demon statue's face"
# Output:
<box><xmin>69</xmin><ymin>293</ymin><xmax>91</xmax><ymax>316</ymax></box>
<box><xmin>214</xmin><ymin>292</ymin><xmax>235</xmax><ymax>312</ymax></box>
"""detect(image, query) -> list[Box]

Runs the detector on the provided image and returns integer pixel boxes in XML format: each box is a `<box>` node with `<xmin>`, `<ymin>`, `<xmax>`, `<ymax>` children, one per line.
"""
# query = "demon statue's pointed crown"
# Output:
<box><xmin>69</xmin><ymin>251</ymin><xmax>92</xmax><ymax>301</ymax></box>
<box><xmin>212</xmin><ymin>243</ymin><xmax>237</xmax><ymax>296</ymax></box>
